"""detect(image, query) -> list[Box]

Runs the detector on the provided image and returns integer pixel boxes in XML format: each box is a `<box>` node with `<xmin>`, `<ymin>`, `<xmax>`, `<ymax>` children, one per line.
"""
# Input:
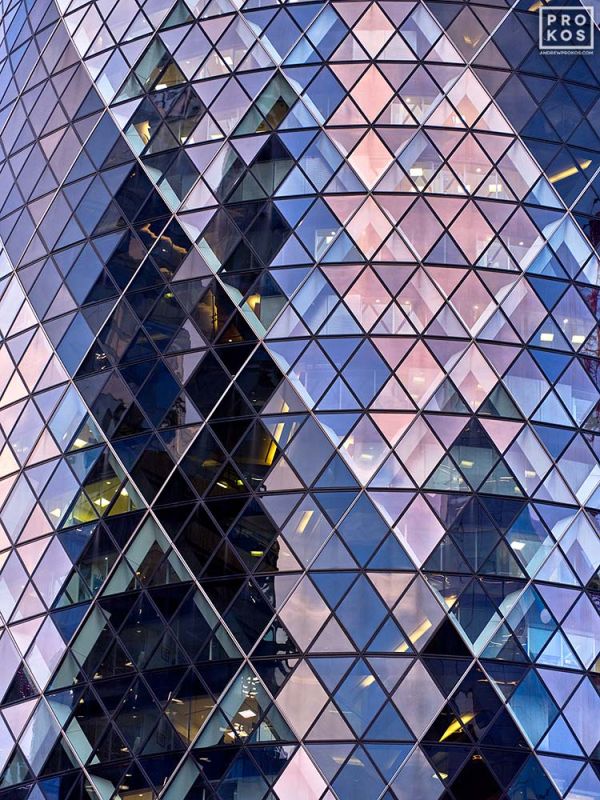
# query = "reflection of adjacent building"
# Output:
<box><xmin>582</xmin><ymin>205</ymin><xmax>600</xmax><ymax>435</ymax></box>
<box><xmin>160</xmin><ymin>326</ymin><xmax>192</xmax><ymax>429</ymax></box>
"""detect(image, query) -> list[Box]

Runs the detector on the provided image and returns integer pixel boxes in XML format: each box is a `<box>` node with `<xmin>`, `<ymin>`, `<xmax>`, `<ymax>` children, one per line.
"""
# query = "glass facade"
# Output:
<box><xmin>0</xmin><ymin>0</ymin><xmax>598</xmax><ymax>798</ymax></box>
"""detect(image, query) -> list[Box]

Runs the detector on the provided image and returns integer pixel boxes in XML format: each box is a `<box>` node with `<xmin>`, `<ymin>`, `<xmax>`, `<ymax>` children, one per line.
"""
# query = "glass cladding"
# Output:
<box><xmin>0</xmin><ymin>0</ymin><xmax>597</xmax><ymax>798</ymax></box>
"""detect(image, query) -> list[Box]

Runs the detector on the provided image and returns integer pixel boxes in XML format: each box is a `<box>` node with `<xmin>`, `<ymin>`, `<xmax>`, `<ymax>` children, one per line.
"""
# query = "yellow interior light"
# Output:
<box><xmin>549</xmin><ymin>160</ymin><xmax>591</xmax><ymax>184</ymax></box>
<box><xmin>439</xmin><ymin>713</ymin><xmax>476</xmax><ymax>742</ymax></box>
<box><xmin>134</xmin><ymin>120</ymin><xmax>151</xmax><ymax>145</ymax></box>
<box><xmin>265</xmin><ymin>421</ymin><xmax>285</xmax><ymax>466</ymax></box>
<box><xmin>296</xmin><ymin>510</ymin><xmax>313</xmax><ymax>534</ymax></box>
<box><xmin>247</xmin><ymin>294</ymin><xmax>261</xmax><ymax>312</ymax></box>
<box><xmin>396</xmin><ymin>619</ymin><xmax>433</xmax><ymax>652</ymax></box>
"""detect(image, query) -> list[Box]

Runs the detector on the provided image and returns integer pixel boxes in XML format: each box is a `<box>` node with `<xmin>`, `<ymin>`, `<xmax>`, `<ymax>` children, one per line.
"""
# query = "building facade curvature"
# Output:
<box><xmin>0</xmin><ymin>0</ymin><xmax>598</xmax><ymax>798</ymax></box>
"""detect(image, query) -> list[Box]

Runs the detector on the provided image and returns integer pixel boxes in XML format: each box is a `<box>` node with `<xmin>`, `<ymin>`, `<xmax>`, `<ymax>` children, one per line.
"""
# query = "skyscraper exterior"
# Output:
<box><xmin>0</xmin><ymin>0</ymin><xmax>598</xmax><ymax>798</ymax></box>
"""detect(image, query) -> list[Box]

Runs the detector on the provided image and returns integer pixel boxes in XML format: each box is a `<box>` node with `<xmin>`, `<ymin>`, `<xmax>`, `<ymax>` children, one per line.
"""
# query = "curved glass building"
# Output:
<box><xmin>0</xmin><ymin>0</ymin><xmax>599</xmax><ymax>797</ymax></box>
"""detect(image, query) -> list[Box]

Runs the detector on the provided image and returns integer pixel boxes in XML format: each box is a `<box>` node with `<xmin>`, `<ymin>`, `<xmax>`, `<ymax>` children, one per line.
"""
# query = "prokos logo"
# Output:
<box><xmin>539</xmin><ymin>6</ymin><xmax>594</xmax><ymax>52</ymax></box>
